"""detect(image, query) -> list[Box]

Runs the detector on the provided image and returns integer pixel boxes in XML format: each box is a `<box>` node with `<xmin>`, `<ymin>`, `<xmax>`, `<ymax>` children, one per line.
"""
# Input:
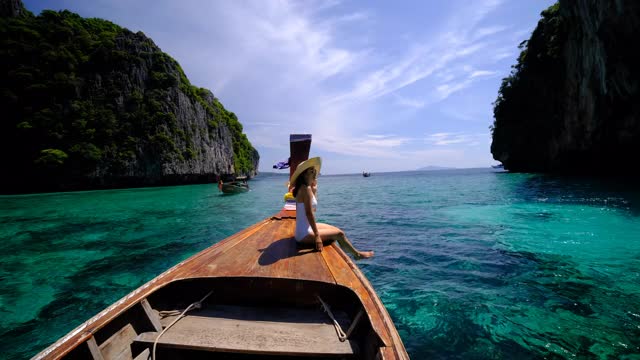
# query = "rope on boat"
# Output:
<box><xmin>152</xmin><ymin>291</ymin><xmax>213</xmax><ymax>360</ymax></box>
<box><xmin>317</xmin><ymin>296</ymin><xmax>347</xmax><ymax>341</ymax></box>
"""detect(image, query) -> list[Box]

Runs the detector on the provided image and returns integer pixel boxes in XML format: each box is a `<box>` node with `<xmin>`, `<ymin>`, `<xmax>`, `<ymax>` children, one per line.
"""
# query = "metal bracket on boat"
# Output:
<box><xmin>345</xmin><ymin>309</ymin><xmax>365</xmax><ymax>338</ymax></box>
<box><xmin>316</xmin><ymin>295</ymin><xmax>364</xmax><ymax>341</ymax></box>
<box><xmin>152</xmin><ymin>290</ymin><xmax>213</xmax><ymax>360</ymax></box>
<box><xmin>317</xmin><ymin>295</ymin><xmax>347</xmax><ymax>341</ymax></box>
<box><xmin>317</xmin><ymin>295</ymin><xmax>364</xmax><ymax>342</ymax></box>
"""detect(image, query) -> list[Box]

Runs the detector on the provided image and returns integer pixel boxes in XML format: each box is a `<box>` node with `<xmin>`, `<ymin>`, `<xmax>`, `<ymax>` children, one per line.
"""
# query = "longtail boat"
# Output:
<box><xmin>33</xmin><ymin>134</ymin><xmax>408</xmax><ymax>360</ymax></box>
<box><xmin>220</xmin><ymin>182</ymin><xmax>249</xmax><ymax>194</ymax></box>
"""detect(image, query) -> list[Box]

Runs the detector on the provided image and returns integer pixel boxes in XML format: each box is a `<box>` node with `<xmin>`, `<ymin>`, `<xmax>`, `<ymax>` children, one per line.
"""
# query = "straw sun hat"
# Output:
<box><xmin>289</xmin><ymin>157</ymin><xmax>322</xmax><ymax>185</ymax></box>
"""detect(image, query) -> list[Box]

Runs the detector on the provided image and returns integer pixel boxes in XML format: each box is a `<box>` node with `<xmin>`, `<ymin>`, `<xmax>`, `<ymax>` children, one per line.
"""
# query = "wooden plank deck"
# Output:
<box><xmin>34</xmin><ymin>209</ymin><xmax>408</xmax><ymax>359</ymax></box>
<box><xmin>136</xmin><ymin>305</ymin><xmax>356</xmax><ymax>356</ymax></box>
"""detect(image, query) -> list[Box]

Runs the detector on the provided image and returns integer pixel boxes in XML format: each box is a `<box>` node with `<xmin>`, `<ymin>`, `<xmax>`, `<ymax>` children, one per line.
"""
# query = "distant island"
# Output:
<box><xmin>0</xmin><ymin>0</ymin><xmax>258</xmax><ymax>194</ymax></box>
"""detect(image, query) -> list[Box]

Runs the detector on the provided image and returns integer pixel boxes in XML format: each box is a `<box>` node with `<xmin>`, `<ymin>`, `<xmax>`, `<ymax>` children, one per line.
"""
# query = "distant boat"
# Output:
<box><xmin>491</xmin><ymin>164</ymin><xmax>504</xmax><ymax>169</ymax></box>
<box><xmin>218</xmin><ymin>177</ymin><xmax>249</xmax><ymax>194</ymax></box>
<box><xmin>362</xmin><ymin>171</ymin><xmax>371</xmax><ymax>177</ymax></box>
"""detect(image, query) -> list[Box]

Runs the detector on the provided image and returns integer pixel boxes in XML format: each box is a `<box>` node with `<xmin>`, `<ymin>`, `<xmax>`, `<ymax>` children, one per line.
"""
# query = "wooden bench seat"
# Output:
<box><xmin>134</xmin><ymin>305</ymin><xmax>357</xmax><ymax>357</ymax></box>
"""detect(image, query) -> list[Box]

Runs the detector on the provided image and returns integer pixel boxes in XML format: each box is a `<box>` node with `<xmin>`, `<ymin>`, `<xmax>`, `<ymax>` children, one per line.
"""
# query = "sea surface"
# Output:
<box><xmin>1</xmin><ymin>169</ymin><xmax>639</xmax><ymax>359</ymax></box>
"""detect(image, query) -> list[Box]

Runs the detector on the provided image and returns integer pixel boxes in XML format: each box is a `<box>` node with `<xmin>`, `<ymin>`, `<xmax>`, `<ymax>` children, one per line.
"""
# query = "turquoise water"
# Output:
<box><xmin>1</xmin><ymin>169</ymin><xmax>639</xmax><ymax>359</ymax></box>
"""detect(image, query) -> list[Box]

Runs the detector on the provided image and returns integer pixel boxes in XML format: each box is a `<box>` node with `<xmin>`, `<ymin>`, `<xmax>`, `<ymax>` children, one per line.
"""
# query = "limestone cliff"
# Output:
<box><xmin>491</xmin><ymin>1</ymin><xmax>640</xmax><ymax>174</ymax></box>
<box><xmin>0</xmin><ymin>0</ymin><xmax>259</xmax><ymax>193</ymax></box>
<box><xmin>0</xmin><ymin>0</ymin><xmax>25</xmax><ymax>17</ymax></box>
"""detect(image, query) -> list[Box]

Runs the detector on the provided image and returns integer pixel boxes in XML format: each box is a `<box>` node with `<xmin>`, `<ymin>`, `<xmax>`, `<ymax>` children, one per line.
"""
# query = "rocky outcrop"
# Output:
<box><xmin>84</xmin><ymin>31</ymin><xmax>257</xmax><ymax>184</ymax></box>
<box><xmin>1</xmin><ymin>0</ymin><xmax>258</xmax><ymax>193</ymax></box>
<box><xmin>0</xmin><ymin>0</ymin><xmax>25</xmax><ymax>17</ymax></box>
<box><xmin>491</xmin><ymin>1</ymin><xmax>640</xmax><ymax>174</ymax></box>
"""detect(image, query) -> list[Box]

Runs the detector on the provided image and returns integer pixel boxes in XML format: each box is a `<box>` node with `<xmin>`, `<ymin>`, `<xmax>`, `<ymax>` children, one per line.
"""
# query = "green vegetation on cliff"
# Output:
<box><xmin>493</xmin><ymin>3</ymin><xmax>562</xmax><ymax>118</ymax></box>
<box><xmin>491</xmin><ymin>2</ymin><xmax>566</xmax><ymax>171</ymax></box>
<box><xmin>1</xmin><ymin>6</ymin><xmax>257</xmax><ymax>192</ymax></box>
<box><xmin>491</xmin><ymin>0</ymin><xmax>640</xmax><ymax>173</ymax></box>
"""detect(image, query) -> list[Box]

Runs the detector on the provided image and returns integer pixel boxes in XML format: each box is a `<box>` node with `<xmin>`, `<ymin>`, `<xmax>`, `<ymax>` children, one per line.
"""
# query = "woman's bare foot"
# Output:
<box><xmin>355</xmin><ymin>251</ymin><xmax>374</xmax><ymax>259</ymax></box>
<box><xmin>315</xmin><ymin>238</ymin><xmax>323</xmax><ymax>251</ymax></box>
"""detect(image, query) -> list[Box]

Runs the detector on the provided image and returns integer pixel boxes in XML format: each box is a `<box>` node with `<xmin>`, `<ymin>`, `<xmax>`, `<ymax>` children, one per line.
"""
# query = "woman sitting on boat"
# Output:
<box><xmin>292</xmin><ymin>157</ymin><xmax>374</xmax><ymax>259</ymax></box>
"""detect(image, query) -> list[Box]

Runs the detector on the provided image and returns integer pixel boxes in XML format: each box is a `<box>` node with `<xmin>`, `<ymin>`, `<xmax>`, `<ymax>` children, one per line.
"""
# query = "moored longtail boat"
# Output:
<box><xmin>33</xmin><ymin>134</ymin><xmax>408</xmax><ymax>360</ymax></box>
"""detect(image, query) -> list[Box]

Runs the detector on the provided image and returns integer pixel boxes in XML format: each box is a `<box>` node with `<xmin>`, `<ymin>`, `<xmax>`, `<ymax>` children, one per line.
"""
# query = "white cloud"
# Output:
<box><xmin>314</xmin><ymin>133</ymin><xmax>412</xmax><ymax>159</ymax></box>
<box><xmin>473</xmin><ymin>25</ymin><xmax>508</xmax><ymax>40</ymax></box>
<box><xmin>436</xmin><ymin>80</ymin><xmax>473</xmax><ymax>100</ymax></box>
<box><xmin>394</xmin><ymin>94</ymin><xmax>426</xmax><ymax>108</ymax></box>
<box><xmin>470</xmin><ymin>70</ymin><xmax>498</xmax><ymax>78</ymax></box>
<box><xmin>455</xmin><ymin>42</ymin><xmax>487</xmax><ymax>57</ymax></box>
<box><xmin>361</xmin><ymin>136</ymin><xmax>412</xmax><ymax>148</ymax></box>
<box><xmin>426</xmin><ymin>132</ymin><xmax>489</xmax><ymax>146</ymax></box>
<box><xmin>325</xmin><ymin>0</ymin><xmax>507</xmax><ymax>106</ymax></box>
<box><xmin>440</xmin><ymin>104</ymin><xmax>492</xmax><ymax>122</ymax></box>
<box><xmin>492</xmin><ymin>50</ymin><xmax>516</xmax><ymax>61</ymax></box>
<box><xmin>330</xmin><ymin>11</ymin><xmax>371</xmax><ymax>24</ymax></box>
<box><xmin>512</xmin><ymin>28</ymin><xmax>532</xmax><ymax>41</ymax></box>
<box><xmin>366</xmin><ymin>134</ymin><xmax>393</xmax><ymax>139</ymax></box>
<box><xmin>432</xmin><ymin>67</ymin><xmax>499</xmax><ymax>100</ymax></box>
<box><xmin>327</xmin><ymin>39</ymin><xmax>475</xmax><ymax>104</ymax></box>
<box><xmin>160</xmin><ymin>1</ymin><xmax>368</xmax><ymax>96</ymax></box>
<box><xmin>245</xmin><ymin>2</ymin><xmax>360</xmax><ymax>81</ymax></box>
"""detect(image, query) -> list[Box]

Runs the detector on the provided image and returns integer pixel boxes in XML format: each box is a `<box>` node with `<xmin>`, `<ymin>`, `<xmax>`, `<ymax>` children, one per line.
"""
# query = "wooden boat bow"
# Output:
<box><xmin>33</xmin><ymin>134</ymin><xmax>408</xmax><ymax>360</ymax></box>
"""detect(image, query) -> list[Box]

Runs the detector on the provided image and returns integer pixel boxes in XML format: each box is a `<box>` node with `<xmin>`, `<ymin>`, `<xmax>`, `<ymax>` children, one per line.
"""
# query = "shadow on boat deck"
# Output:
<box><xmin>257</xmin><ymin>237</ymin><xmax>317</xmax><ymax>266</ymax></box>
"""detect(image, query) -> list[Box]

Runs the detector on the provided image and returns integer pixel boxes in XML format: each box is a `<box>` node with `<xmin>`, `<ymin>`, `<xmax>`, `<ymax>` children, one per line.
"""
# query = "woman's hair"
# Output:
<box><xmin>292</xmin><ymin>169</ymin><xmax>311</xmax><ymax>197</ymax></box>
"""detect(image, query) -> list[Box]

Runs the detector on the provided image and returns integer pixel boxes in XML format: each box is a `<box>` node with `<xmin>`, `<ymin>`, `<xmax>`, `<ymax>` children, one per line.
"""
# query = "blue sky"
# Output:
<box><xmin>25</xmin><ymin>0</ymin><xmax>555</xmax><ymax>174</ymax></box>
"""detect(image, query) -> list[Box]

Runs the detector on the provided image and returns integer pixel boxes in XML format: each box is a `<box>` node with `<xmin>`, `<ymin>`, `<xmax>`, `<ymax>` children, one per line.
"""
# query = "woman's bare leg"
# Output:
<box><xmin>298</xmin><ymin>224</ymin><xmax>341</xmax><ymax>250</ymax></box>
<box><xmin>315</xmin><ymin>223</ymin><xmax>374</xmax><ymax>259</ymax></box>
<box><xmin>297</xmin><ymin>231</ymin><xmax>334</xmax><ymax>248</ymax></box>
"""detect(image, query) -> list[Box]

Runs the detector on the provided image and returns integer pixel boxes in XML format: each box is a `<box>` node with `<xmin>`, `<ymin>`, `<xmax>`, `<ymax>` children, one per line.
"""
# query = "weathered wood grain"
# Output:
<box><xmin>139</xmin><ymin>299</ymin><xmax>162</xmax><ymax>332</ymax></box>
<box><xmin>98</xmin><ymin>324</ymin><xmax>136</xmax><ymax>360</ymax></box>
<box><xmin>33</xmin><ymin>211</ymin><xmax>408</xmax><ymax>359</ymax></box>
<box><xmin>86</xmin><ymin>336</ymin><xmax>104</xmax><ymax>360</ymax></box>
<box><xmin>134</xmin><ymin>305</ymin><xmax>356</xmax><ymax>356</ymax></box>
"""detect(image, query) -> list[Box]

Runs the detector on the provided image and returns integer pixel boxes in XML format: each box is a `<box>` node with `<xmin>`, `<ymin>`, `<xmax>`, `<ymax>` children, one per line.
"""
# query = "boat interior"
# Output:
<box><xmin>62</xmin><ymin>277</ymin><xmax>385</xmax><ymax>360</ymax></box>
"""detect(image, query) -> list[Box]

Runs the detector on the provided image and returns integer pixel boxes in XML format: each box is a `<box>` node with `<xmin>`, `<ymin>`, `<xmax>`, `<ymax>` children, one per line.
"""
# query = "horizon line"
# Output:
<box><xmin>259</xmin><ymin>165</ymin><xmax>499</xmax><ymax>176</ymax></box>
